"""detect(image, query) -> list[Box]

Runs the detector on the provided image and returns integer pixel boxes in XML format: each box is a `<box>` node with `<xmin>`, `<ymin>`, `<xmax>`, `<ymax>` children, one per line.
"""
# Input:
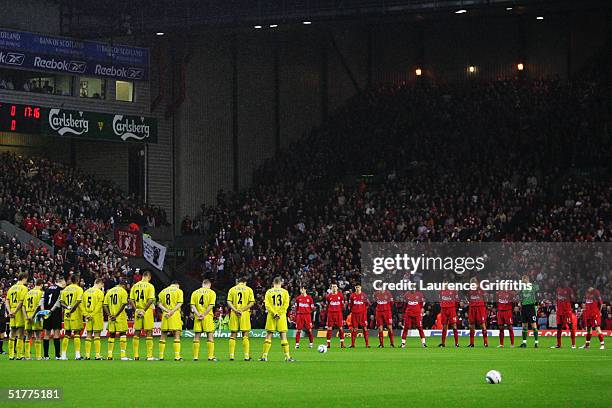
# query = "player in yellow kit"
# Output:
<box><xmin>6</xmin><ymin>273</ymin><xmax>29</xmax><ymax>360</ymax></box>
<box><xmin>82</xmin><ymin>279</ymin><xmax>105</xmax><ymax>360</ymax></box>
<box><xmin>260</xmin><ymin>277</ymin><xmax>294</xmax><ymax>362</ymax></box>
<box><xmin>158</xmin><ymin>281</ymin><xmax>184</xmax><ymax>361</ymax></box>
<box><xmin>60</xmin><ymin>274</ymin><xmax>84</xmax><ymax>360</ymax></box>
<box><xmin>24</xmin><ymin>279</ymin><xmax>44</xmax><ymax>360</ymax></box>
<box><xmin>129</xmin><ymin>270</ymin><xmax>156</xmax><ymax>360</ymax></box>
<box><xmin>103</xmin><ymin>281</ymin><xmax>129</xmax><ymax>360</ymax></box>
<box><xmin>227</xmin><ymin>276</ymin><xmax>255</xmax><ymax>361</ymax></box>
<box><xmin>190</xmin><ymin>279</ymin><xmax>216</xmax><ymax>361</ymax></box>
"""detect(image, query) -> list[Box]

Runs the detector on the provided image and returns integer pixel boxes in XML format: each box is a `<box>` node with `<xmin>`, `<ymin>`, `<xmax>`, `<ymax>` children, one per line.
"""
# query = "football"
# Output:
<box><xmin>317</xmin><ymin>345</ymin><xmax>328</xmax><ymax>353</ymax></box>
<box><xmin>485</xmin><ymin>370</ymin><xmax>502</xmax><ymax>384</ymax></box>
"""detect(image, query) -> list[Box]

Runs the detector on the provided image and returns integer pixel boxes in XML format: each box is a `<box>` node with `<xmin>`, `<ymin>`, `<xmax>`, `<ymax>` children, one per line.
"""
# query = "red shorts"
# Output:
<box><xmin>351</xmin><ymin>312</ymin><xmax>367</xmax><ymax>328</ymax></box>
<box><xmin>403</xmin><ymin>315</ymin><xmax>422</xmax><ymax>329</ymax></box>
<box><xmin>326</xmin><ymin>311</ymin><xmax>344</xmax><ymax>328</ymax></box>
<box><xmin>557</xmin><ymin>313</ymin><xmax>573</xmax><ymax>328</ymax></box>
<box><xmin>469</xmin><ymin>305</ymin><xmax>487</xmax><ymax>325</ymax></box>
<box><xmin>584</xmin><ymin>313</ymin><xmax>601</xmax><ymax>328</ymax></box>
<box><xmin>295</xmin><ymin>314</ymin><xmax>312</xmax><ymax>330</ymax></box>
<box><xmin>497</xmin><ymin>310</ymin><xmax>513</xmax><ymax>326</ymax></box>
<box><xmin>376</xmin><ymin>311</ymin><xmax>392</xmax><ymax>327</ymax></box>
<box><xmin>440</xmin><ymin>307</ymin><xmax>457</xmax><ymax>325</ymax></box>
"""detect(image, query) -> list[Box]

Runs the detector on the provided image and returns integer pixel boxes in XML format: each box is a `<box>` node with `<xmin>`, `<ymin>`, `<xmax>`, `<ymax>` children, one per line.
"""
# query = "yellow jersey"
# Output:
<box><xmin>227</xmin><ymin>283</ymin><xmax>255</xmax><ymax>312</ymax></box>
<box><xmin>104</xmin><ymin>286</ymin><xmax>128</xmax><ymax>322</ymax></box>
<box><xmin>83</xmin><ymin>287</ymin><xmax>105</xmax><ymax>318</ymax></box>
<box><xmin>264</xmin><ymin>287</ymin><xmax>290</xmax><ymax>316</ymax></box>
<box><xmin>24</xmin><ymin>288</ymin><xmax>44</xmax><ymax>318</ymax></box>
<box><xmin>190</xmin><ymin>288</ymin><xmax>216</xmax><ymax>317</ymax></box>
<box><xmin>130</xmin><ymin>280</ymin><xmax>156</xmax><ymax>311</ymax></box>
<box><xmin>61</xmin><ymin>283</ymin><xmax>84</xmax><ymax>319</ymax></box>
<box><xmin>158</xmin><ymin>285</ymin><xmax>184</xmax><ymax>311</ymax></box>
<box><xmin>6</xmin><ymin>283</ymin><xmax>28</xmax><ymax>313</ymax></box>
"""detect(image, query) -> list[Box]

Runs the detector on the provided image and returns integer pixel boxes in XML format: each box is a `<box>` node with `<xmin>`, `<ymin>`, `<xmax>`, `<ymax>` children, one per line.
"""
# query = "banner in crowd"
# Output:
<box><xmin>114</xmin><ymin>228</ymin><xmax>142</xmax><ymax>257</ymax></box>
<box><xmin>143</xmin><ymin>235</ymin><xmax>167</xmax><ymax>270</ymax></box>
<box><xmin>0</xmin><ymin>28</ymin><xmax>148</xmax><ymax>80</ymax></box>
<box><xmin>0</xmin><ymin>101</ymin><xmax>158</xmax><ymax>143</ymax></box>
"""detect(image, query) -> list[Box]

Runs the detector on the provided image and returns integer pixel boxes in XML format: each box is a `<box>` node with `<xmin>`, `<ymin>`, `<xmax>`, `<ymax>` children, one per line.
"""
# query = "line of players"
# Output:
<box><xmin>3</xmin><ymin>273</ymin><xmax>606</xmax><ymax>362</ymax></box>
<box><xmin>3</xmin><ymin>271</ymin><xmax>296</xmax><ymax>362</ymax></box>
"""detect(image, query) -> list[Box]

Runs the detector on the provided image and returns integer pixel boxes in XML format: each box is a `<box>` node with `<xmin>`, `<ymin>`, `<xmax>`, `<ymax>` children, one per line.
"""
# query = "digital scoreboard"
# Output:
<box><xmin>0</xmin><ymin>102</ymin><xmax>43</xmax><ymax>134</ymax></box>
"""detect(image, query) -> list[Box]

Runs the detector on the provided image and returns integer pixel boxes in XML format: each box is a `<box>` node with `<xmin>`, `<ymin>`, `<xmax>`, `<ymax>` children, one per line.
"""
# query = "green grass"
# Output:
<box><xmin>1</xmin><ymin>336</ymin><xmax>610</xmax><ymax>407</ymax></box>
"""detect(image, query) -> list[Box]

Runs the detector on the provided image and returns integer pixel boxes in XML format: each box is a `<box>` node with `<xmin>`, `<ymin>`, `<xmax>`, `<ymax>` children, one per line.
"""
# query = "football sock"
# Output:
<box><xmin>418</xmin><ymin>328</ymin><xmax>426</xmax><ymax>340</ymax></box>
<box><xmin>500</xmin><ymin>330</ymin><xmax>504</xmax><ymax>346</ymax></box>
<box><xmin>229</xmin><ymin>337</ymin><xmax>236</xmax><ymax>358</ymax></box>
<box><xmin>281</xmin><ymin>340</ymin><xmax>290</xmax><ymax>358</ymax></box>
<box><xmin>326</xmin><ymin>330</ymin><xmax>332</xmax><ymax>346</ymax></box>
<box><xmin>8</xmin><ymin>338</ymin><xmax>15</xmax><ymax>359</ymax></box>
<box><xmin>598</xmin><ymin>334</ymin><xmax>604</xmax><ymax>344</ymax></box>
<box><xmin>363</xmin><ymin>329</ymin><xmax>369</xmax><ymax>346</ymax></box>
<box><xmin>351</xmin><ymin>329</ymin><xmax>357</xmax><ymax>346</ymax></box>
<box><xmin>296</xmin><ymin>331</ymin><xmax>301</xmax><ymax>346</ymax></box>
<box><xmin>74</xmin><ymin>336</ymin><xmax>81</xmax><ymax>355</ymax></box>
<box><xmin>193</xmin><ymin>340</ymin><xmax>200</xmax><ymax>360</ymax></box>
<box><xmin>401</xmin><ymin>328</ymin><xmax>408</xmax><ymax>340</ymax></box>
<box><xmin>586</xmin><ymin>332</ymin><xmax>592</xmax><ymax>343</ymax></box>
<box><xmin>54</xmin><ymin>338</ymin><xmax>61</xmax><ymax>358</ymax></box>
<box><xmin>43</xmin><ymin>339</ymin><xmax>49</xmax><ymax>357</ymax></box>
<box><xmin>207</xmin><ymin>340</ymin><xmax>215</xmax><ymax>359</ymax></box>
<box><xmin>0</xmin><ymin>339</ymin><xmax>3</xmax><ymax>353</ymax></box>
<box><xmin>146</xmin><ymin>337</ymin><xmax>154</xmax><ymax>358</ymax></box>
<box><xmin>262</xmin><ymin>339</ymin><xmax>272</xmax><ymax>358</ymax></box>
<box><xmin>453</xmin><ymin>329</ymin><xmax>458</xmax><ymax>346</ymax></box>
<box><xmin>35</xmin><ymin>339</ymin><xmax>42</xmax><ymax>359</ymax></box>
<box><xmin>25</xmin><ymin>339</ymin><xmax>31</xmax><ymax>359</ymax></box>
<box><xmin>441</xmin><ymin>329</ymin><xmax>447</xmax><ymax>345</ymax></box>
<box><xmin>522</xmin><ymin>328</ymin><xmax>528</xmax><ymax>342</ymax></box>
<box><xmin>133</xmin><ymin>336</ymin><xmax>140</xmax><ymax>359</ymax></box>
<box><xmin>85</xmin><ymin>338</ymin><xmax>92</xmax><ymax>358</ymax></box>
<box><xmin>119</xmin><ymin>336</ymin><xmax>127</xmax><ymax>358</ymax></box>
<box><xmin>570</xmin><ymin>327</ymin><xmax>576</xmax><ymax>346</ymax></box>
<box><xmin>533</xmin><ymin>329</ymin><xmax>538</xmax><ymax>343</ymax></box>
<box><xmin>308</xmin><ymin>330</ymin><xmax>314</xmax><ymax>343</ymax></box>
<box><xmin>469</xmin><ymin>329</ymin><xmax>475</xmax><ymax>345</ymax></box>
<box><xmin>108</xmin><ymin>337</ymin><xmax>115</xmax><ymax>358</ymax></box>
<box><xmin>388</xmin><ymin>329</ymin><xmax>394</xmax><ymax>346</ymax></box>
<box><xmin>62</xmin><ymin>337</ymin><xmax>69</xmax><ymax>356</ymax></box>
<box><xmin>94</xmin><ymin>336</ymin><xmax>101</xmax><ymax>357</ymax></box>
<box><xmin>483</xmin><ymin>329</ymin><xmax>488</xmax><ymax>346</ymax></box>
<box><xmin>556</xmin><ymin>328</ymin><xmax>562</xmax><ymax>346</ymax></box>
<box><xmin>509</xmin><ymin>328</ymin><xmax>515</xmax><ymax>345</ymax></box>
<box><xmin>158</xmin><ymin>339</ymin><xmax>165</xmax><ymax>359</ymax></box>
<box><xmin>173</xmin><ymin>339</ymin><xmax>181</xmax><ymax>359</ymax></box>
<box><xmin>243</xmin><ymin>336</ymin><xmax>250</xmax><ymax>359</ymax></box>
<box><xmin>378</xmin><ymin>330</ymin><xmax>384</xmax><ymax>346</ymax></box>
<box><xmin>339</xmin><ymin>329</ymin><xmax>345</xmax><ymax>343</ymax></box>
<box><xmin>16</xmin><ymin>338</ymin><xmax>24</xmax><ymax>359</ymax></box>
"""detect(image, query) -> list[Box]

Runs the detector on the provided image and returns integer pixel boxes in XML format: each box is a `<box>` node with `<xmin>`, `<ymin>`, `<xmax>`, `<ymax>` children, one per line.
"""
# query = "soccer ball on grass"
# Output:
<box><xmin>317</xmin><ymin>345</ymin><xmax>328</xmax><ymax>353</ymax></box>
<box><xmin>485</xmin><ymin>370</ymin><xmax>502</xmax><ymax>384</ymax></box>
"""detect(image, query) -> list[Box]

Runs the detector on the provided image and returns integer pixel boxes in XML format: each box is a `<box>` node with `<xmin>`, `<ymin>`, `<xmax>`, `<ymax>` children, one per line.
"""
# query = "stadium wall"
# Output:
<box><xmin>0</xmin><ymin>0</ymin><xmax>60</xmax><ymax>34</ymax></box>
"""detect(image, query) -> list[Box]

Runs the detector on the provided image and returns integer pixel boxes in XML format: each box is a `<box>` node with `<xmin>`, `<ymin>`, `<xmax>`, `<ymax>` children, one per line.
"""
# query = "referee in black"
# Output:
<box><xmin>42</xmin><ymin>276</ymin><xmax>66</xmax><ymax>360</ymax></box>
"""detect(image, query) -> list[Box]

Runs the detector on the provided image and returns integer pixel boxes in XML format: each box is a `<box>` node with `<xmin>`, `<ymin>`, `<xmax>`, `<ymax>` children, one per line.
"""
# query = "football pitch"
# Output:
<box><xmin>1</xmin><ymin>336</ymin><xmax>610</xmax><ymax>408</ymax></box>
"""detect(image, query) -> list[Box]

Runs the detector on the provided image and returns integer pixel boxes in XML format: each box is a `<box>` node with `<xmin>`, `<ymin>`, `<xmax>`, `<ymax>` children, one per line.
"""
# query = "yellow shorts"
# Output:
<box><xmin>193</xmin><ymin>315</ymin><xmax>215</xmax><ymax>333</ymax></box>
<box><xmin>107</xmin><ymin>319</ymin><xmax>128</xmax><ymax>334</ymax></box>
<box><xmin>161</xmin><ymin>314</ymin><xmax>182</xmax><ymax>332</ymax></box>
<box><xmin>265</xmin><ymin>314</ymin><xmax>288</xmax><ymax>333</ymax></box>
<box><xmin>9</xmin><ymin>314</ymin><xmax>25</xmax><ymax>329</ymax></box>
<box><xmin>133</xmin><ymin>309</ymin><xmax>154</xmax><ymax>331</ymax></box>
<box><xmin>64</xmin><ymin>318</ymin><xmax>84</xmax><ymax>332</ymax></box>
<box><xmin>229</xmin><ymin>311</ymin><xmax>251</xmax><ymax>332</ymax></box>
<box><xmin>85</xmin><ymin>315</ymin><xmax>104</xmax><ymax>332</ymax></box>
<box><xmin>25</xmin><ymin>318</ymin><xmax>43</xmax><ymax>331</ymax></box>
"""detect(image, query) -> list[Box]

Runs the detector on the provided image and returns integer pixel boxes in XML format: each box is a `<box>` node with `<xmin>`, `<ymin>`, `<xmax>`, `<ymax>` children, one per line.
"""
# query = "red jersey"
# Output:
<box><xmin>295</xmin><ymin>295</ymin><xmax>314</xmax><ymax>315</ymax></box>
<box><xmin>556</xmin><ymin>287</ymin><xmax>574</xmax><ymax>314</ymax></box>
<box><xmin>403</xmin><ymin>291</ymin><xmax>424</xmax><ymax>316</ymax></box>
<box><xmin>374</xmin><ymin>291</ymin><xmax>393</xmax><ymax>312</ymax></box>
<box><xmin>584</xmin><ymin>289</ymin><xmax>602</xmax><ymax>315</ymax></box>
<box><xmin>439</xmin><ymin>289</ymin><xmax>458</xmax><ymax>308</ymax></box>
<box><xmin>497</xmin><ymin>291</ymin><xmax>515</xmax><ymax>311</ymax></box>
<box><xmin>326</xmin><ymin>292</ymin><xmax>344</xmax><ymax>313</ymax></box>
<box><xmin>349</xmin><ymin>292</ymin><xmax>368</xmax><ymax>313</ymax></box>
<box><xmin>468</xmin><ymin>288</ymin><xmax>486</xmax><ymax>306</ymax></box>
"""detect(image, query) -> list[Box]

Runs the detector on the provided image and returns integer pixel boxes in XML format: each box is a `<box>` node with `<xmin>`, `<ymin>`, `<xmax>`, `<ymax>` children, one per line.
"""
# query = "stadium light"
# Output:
<box><xmin>303</xmin><ymin>21</ymin><xmax>312</xmax><ymax>25</ymax></box>
<box><xmin>517</xmin><ymin>63</ymin><xmax>524</xmax><ymax>71</ymax></box>
<box><xmin>468</xmin><ymin>65</ymin><xmax>476</xmax><ymax>74</ymax></box>
<box><xmin>254</xmin><ymin>25</ymin><xmax>262</xmax><ymax>29</ymax></box>
<box><xmin>536</xmin><ymin>16</ymin><xmax>544</xmax><ymax>20</ymax></box>
<box><xmin>506</xmin><ymin>7</ymin><xmax>513</xmax><ymax>11</ymax></box>
<box><xmin>455</xmin><ymin>9</ymin><xmax>467</xmax><ymax>14</ymax></box>
<box><xmin>415</xmin><ymin>68</ymin><xmax>422</xmax><ymax>76</ymax></box>
<box><xmin>269</xmin><ymin>24</ymin><xmax>278</xmax><ymax>28</ymax></box>
<box><xmin>155</xmin><ymin>32</ymin><xmax>164</xmax><ymax>36</ymax></box>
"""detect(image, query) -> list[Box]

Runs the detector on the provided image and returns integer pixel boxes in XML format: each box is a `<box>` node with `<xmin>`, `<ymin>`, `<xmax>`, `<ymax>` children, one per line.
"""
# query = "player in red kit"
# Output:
<box><xmin>438</xmin><ymin>282</ymin><xmax>459</xmax><ymax>347</ymax></box>
<box><xmin>467</xmin><ymin>278</ymin><xmax>488</xmax><ymax>347</ymax></box>
<box><xmin>348</xmin><ymin>285</ymin><xmax>370</xmax><ymax>348</ymax></box>
<box><xmin>497</xmin><ymin>290</ymin><xmax>516</xmax><ymax>347</ymax></box>
<box><xmin>294</xmin><ymin>287</ymin><xmax>315</xmax><ymax>349</ymax></box>
<box><xmin>553</xmin><ymin>282</ymin><xmax>576</xmax><ymax>349</ymax></box>
<box><xmin>401</xmin><ymin>290</ymin><xmax>426</xmax><ymax>348</ymax></box>
<box><xmin>374</xmin><ymin>290</ymin><xmax>395</xmax><ymax>347</ymax></box>
<box><xmin>325</xmin><ymin>284</ymin><xmax>345</xmax><ymax>348</ymax></box>
<box><xmin>580</xmin><ymin>287</ymin><xmax>605</xmax><ymax>350</ymax></box>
